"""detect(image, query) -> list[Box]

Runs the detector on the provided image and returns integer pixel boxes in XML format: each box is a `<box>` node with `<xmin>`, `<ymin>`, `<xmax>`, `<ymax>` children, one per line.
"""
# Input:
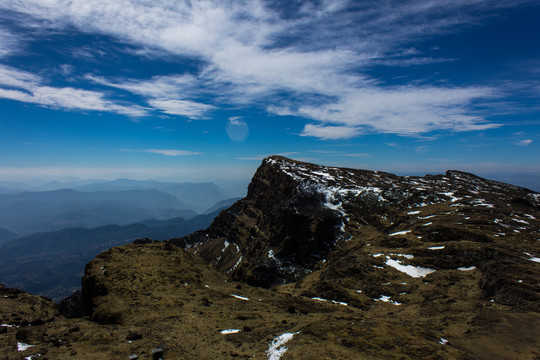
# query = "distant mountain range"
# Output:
<box><xmin>0</xmin><ymin>181</ymin><xmax>238</xmax><ymax>236</ymax></box>
<box><xmin>73</xmin><ymin>179</ymin><xmax>235</xmax><ymax>211</ymax></box>
<box><xmin>0</xmin><ymin>197</ymin><xmax>237</xmax><ymax>301</ymax></box>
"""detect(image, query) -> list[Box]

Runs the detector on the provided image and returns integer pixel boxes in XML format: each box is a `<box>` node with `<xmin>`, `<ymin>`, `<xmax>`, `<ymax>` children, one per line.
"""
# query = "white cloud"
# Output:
<box><xmin>0</xmin><ymin>27</ymin><xmax>22</xmax><ymax>58</ymax></box>
<box><xmin>147</xmin><ymin>99</ymin><xmax>214</xmax><ymax>119</ymax></box>
<box><xmin>300</xmin><ymin>124</ymin><xmax>362</xmax><ymax>140</ymax></box>
<box><xmin>0</xmin><ymin>65</ymin><xmax>40</xmax><ymax>88</ymax></box>
<box><xmin>295</xmin><ymin>86</ymin><xmax>501</xmax><ymax>137</ymax></box>
<box><xmin>86</xmin><ymin>74</ymin><xmax>198</xmax><ymax>99</ymax></box>
<box><xmin>145</xmin><ymin>149</ymin><xmax>201</xmax><ymax>156</ymax></box>
<box><xmin>87</xmin><ymin>74</ymin><xmax>214</xmax><ymax>119</ymax></box>
<box><xmin>515</xmin><ymin>139</ymin><xmax>533</xmax><ymax>146</ymax></box>
<box><xmin>1</xmin><ymin>0</ymin><xmax>532</xmax><ymax>136</ymax></box>
<box><xmin>0</xmin><ymin>65</ymin><xmax>148</xmax><ymax>116</ymax></box>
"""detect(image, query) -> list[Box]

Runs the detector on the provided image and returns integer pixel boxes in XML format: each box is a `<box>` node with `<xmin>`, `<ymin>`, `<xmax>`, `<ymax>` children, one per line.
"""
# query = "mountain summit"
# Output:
<box><xmin>175</xmin><ymin>156</ymin><xmax>539</xmax><ymax>301</ymax></box>
<box><xmin>1</xmin><ymin>156</ymin><xmax>539</xmax><ymax>359</ymax></box>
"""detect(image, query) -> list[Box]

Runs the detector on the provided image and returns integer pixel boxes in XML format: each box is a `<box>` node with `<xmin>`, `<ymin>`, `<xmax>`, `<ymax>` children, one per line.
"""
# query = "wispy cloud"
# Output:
<box><xmin>122</xmin><ymin>148</ymin><xmax>202</xmax><ymax>156</ymax></box>
<box><xmin>148</xmin><ymin>99</ymin><xmax>214</xmax><ymax>119</ymax></box>
<box><xmin>145</xmin><ymin>149</ymin><xmax>202</xmax><ymax>156</ymax></box>
<box><xmin>515</xmin><ymin>139</ymin><xmax>533</xmax><ymax>146</ymax></box>
<box><xmin>0</xmin><ymin>26</ymin><xmax>25</xmax><ymax>58</ymax></box>
<box><xmin>0</xmin><ymin>0</ymin><xmax>534</xmax><ymax>136</ymax></box>
<box><xmin>86</xmin><ymin>74</ymin><xmax>214</xmax><ymax>119</ymax></box>
<box><xmin>86</xmin><ymin>74</ymin><xmax>198</xmax><ymax>99</ymax></box>
<box><xmin>0</xmin><ymin>65</ymin><xmax>148</xmax><ymax>116</ymax></box>
<box><xmin>301</xmin><ymin>124</ymin><xmax>362</xmax><ymax>140</ymax></box>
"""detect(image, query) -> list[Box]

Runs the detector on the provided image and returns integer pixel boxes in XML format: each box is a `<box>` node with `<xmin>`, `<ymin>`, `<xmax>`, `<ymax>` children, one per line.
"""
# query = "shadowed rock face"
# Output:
<box><xmin>172</xmin><ymin>156</ymin><xmax>346</xmax><ymax>287</ymax></box>
<box><xmin>2</xmin><ymin>156</ymin><xmax>539</xmax><ymax>359</ymax></box>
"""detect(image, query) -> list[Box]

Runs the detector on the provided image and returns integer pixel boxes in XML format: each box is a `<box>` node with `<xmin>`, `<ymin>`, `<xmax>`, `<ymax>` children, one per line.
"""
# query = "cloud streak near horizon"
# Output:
<box><xmin>0</xmin><ymin>0</ymin><xmax>534</xmax><ymax>139</ymax></box>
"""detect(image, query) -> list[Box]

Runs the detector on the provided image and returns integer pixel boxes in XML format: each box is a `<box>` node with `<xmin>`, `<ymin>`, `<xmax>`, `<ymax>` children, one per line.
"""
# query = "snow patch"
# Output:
<box><xmin>524</xmin><ymin>252</ymin><xmax>540</xmax><ymax>263</ymax></box>
<box><xmin>221</xmin><ymin>329</ymin><xmax>241</xmax><ymax>334</ymax></box>
<box><xmin>18</xmin><ymin>343</ymin><xmax>34</xmax><ymax>351</ymax></box>
<box><xmin>385</xmin><ymin>259</ymin><xmax>435</xmax><ymax>278</ymax></box>
<box><xmin>428</xmin><ymin>246</ymin><xmax>445</xmax><ymax>250</ymax></box>
<box><xmin>438</xmin><ymin>192</ymin><xmax>460</xmax><ymax>202</ymax></box>
<box><xmin>230</xmin><ymin>294</ymin><xmax>250</xmax><ymax>301</ymax></box>
<box><xmin>457</xmin><ymin>266</ymin><xmax>476</xmax><ymax>271</ymax></box>
<box><xmin>375</xmin><ymin>295</ymin><xmax>401</xmax><ymax>305</ymax></box>
<box><xmin>222</xmin><ymin>240</ymin><xmax>230</xmax><ymax>252</ymax></box>
<box><xmin>267</xmin><ymin>332</ymin><xmax>300</xmax><ymax>360</ymax></box>
<box><xmin>390</xmin><ymin>253</ymin><xmax>414</xmax><ymax>259</ymax></box>
<box><xmin>407</xmin><ymin>210</ymin><xmax>421</xmax><ymax>215</ymax></box>
<box><xmin>229</xmin><ymin>256</ymin><xmax>243</xmax><ymax>272</ymax></box>
<box><xmin>310</xmin><ymin>297</ymin><xmax>348</xmax><ymax>306</ymax></box>
<box><xmin>389</xmin><ymin>230</ymin><xmax>411</xmax><ymax>236</ymax></box>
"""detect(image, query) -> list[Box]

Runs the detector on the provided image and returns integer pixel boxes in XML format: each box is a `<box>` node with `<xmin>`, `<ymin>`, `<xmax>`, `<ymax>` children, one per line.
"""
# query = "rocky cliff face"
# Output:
<box><xmin>173</xmin><ymin>156</ymin><xmax>540</xmax><ymax>307</ymax></box>
<box><xmin>173</xmin><ymin>156</ymin><xmax>347</xmax><ymax>286</ymax></box>
<box><xmin>2</xmin><ymin>156</ymin><xmax>539</xmax><ymax>360</ymax></box>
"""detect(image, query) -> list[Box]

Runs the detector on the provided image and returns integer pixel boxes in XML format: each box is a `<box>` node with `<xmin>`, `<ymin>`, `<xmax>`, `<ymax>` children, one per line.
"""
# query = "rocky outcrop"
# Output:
<box><xmin>172</xmin><ymin>156</ymin><xmax>347</xmax><ymax>286</ymax></box>
<box><xmin>172</xmin><ymin>156</ymin><xmax>540</xmax><ymax>303</ymax></box>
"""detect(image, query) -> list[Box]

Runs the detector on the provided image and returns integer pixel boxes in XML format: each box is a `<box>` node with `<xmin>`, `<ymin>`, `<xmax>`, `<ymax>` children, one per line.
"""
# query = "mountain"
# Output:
<box><xmin>203</xmin><ymin>197</ymin><xmax>242</xmax><ymax>214</ymax></box>
<box><xmin>0</xmin><ymin>188</ymin><xmax>196</xmax><ymax>235</ymax></box>
<box><xmin>75</xmin><ymin>179</ymin><xmax>236</xmax><ymax>212</ymax></box>
<box><xmin>174</xmin><ymin>157</ymin><xmax>540</xmax><ymax>289</ymax></box>
<box><xmin>0</xmin><ymin>210</ymin><xmax>223</xmax><ymax>301</ymax></box>
<box><xmin>0</xmin><ymin>227</ymin><xmax>19</xmax><ymax>244</ymax></box>
<box><xmin>1</xmin><ymin>156</ymin><xmax>539</xmax><ymax>359</ymax></box>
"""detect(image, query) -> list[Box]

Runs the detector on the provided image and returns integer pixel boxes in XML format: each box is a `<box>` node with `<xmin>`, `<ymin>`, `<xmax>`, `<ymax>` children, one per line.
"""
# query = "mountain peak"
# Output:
<box><xmin>174</xmin><ymin>157</ymin><xmax>539</xmax><ymax>289</ymax></box>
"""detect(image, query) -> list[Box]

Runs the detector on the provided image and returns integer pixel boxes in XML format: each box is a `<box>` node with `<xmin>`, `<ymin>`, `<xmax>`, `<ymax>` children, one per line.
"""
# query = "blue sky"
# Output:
<box><xmin>0</xmin><ymin>0</ymin><xmax>539</xmax><ymax>187</ymax></box>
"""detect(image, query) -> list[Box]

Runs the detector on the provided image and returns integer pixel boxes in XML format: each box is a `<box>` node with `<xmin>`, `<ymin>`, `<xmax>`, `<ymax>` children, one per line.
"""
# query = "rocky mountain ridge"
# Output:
<box><xmin>1</xmin><ymin>156</ymin><xmax>539</xmax><ymax>359</ymax></box>
<box><xmin>174</xmin><ymin>157</ymin><xmax>539</xmax><ymax>304</ymax></box>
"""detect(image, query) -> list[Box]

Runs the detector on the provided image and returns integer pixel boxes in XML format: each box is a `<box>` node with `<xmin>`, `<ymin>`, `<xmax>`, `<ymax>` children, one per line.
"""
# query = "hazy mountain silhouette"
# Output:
<box><xmin>0</xmin><ymin>202</ymin><xmax>231</xmax><ymax>301</ymax></box>
<box><xmin>0</xmin><ymin>227</ymin><xmax>19</xmax><ymax>244</ymax></box>
<box><xmin>74</xmin><ymin>179</ymin><xmax>235</xmax><ymax>212</ymax></box>
<box><xmin>0</xmin><ymin>189</ymin><xmax>198</xmax><ymax>235</ymax></box>
<box><xmin>203</xmin><ymin>197</ymin><xmax>242</xmax><ymax>214</ymax></box>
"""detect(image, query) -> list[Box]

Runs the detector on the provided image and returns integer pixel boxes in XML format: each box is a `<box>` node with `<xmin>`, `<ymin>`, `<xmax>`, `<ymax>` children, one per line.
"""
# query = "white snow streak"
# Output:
<box><xmin>389</xmin><ymin>230</ymin><xmax>411</xmax><ymax>236</ymax></box>
<box><xmin>267</xmin><ymin>332</ymin><xmax>300</xmax><ymax>360</ymax></box>
<box><xmin>385</xmin><ymin>259</ymin><xmax>435</xmax><ymax>278</ymax></box>
<box><xmin>17</xmin><ymin>342</ymin><xmax>34</xmax><ymax>351</ymax></box>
